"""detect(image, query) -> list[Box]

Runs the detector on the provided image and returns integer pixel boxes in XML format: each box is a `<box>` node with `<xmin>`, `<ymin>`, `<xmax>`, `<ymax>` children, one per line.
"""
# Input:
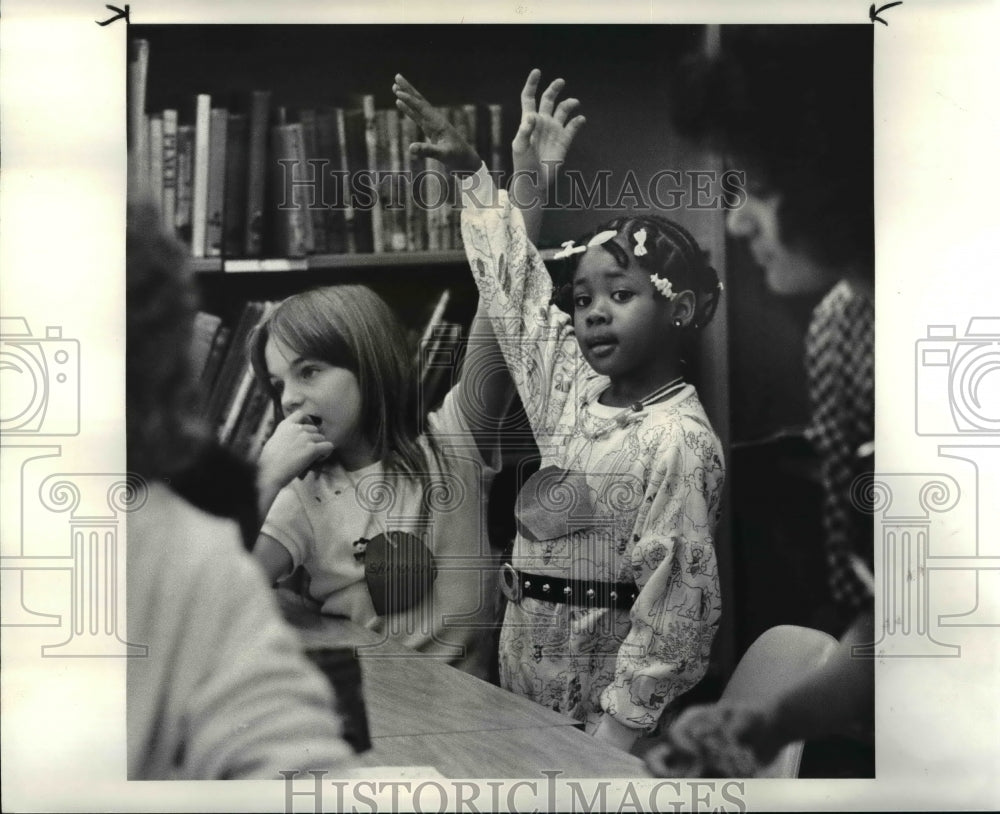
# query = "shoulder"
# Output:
<box><xmin>645</xmin><ymin>389</ymin><xmax>724</xmax><ymax>460</ymax></box>
<box><xmin>133</xmin><ymin>484</ymin><xmax>244</xmax><ymax>560</ymax></box>
<box><xmin>425</xmin><ymin>390</ymin><xmax>501</xmax><ymax>474</ymax></box>
<box><xmin>646</xmin><ymin>387</ymin><xmax>718</xmax><ymax>436</ymax></box>
<box><xmin>813</xmin><ymin>279</ymin><xmax>873</xmax><ymax>326</ymax></box>
<box><xmin>130</xmin><ymin>484</ymin><xmax>267</xmax><ymax>599</ymax></box>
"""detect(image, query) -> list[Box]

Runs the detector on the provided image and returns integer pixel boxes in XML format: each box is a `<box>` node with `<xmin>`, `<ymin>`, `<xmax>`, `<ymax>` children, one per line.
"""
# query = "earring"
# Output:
<box><xmin>673</xmin><ymin>319</ymin><xmax>683</xmax><ymax>328</ymax></box>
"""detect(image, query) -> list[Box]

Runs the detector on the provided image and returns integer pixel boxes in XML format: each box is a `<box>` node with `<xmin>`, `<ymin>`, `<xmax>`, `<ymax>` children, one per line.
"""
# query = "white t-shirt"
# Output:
<box><xmin>262</xmin><ymin>388</ymin><xmax>501</xmax><ymax>680</ymax></box>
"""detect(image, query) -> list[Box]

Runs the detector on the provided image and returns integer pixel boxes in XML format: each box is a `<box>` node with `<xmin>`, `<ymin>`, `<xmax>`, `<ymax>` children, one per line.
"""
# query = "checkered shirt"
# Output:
<box><xmin>804</xmin><ymin>280</ymin><xmax>875</xmax><ymax>614</ymax></box>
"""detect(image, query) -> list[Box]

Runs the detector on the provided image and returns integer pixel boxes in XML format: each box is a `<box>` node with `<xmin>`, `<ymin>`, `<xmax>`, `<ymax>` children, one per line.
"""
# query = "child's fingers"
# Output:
<box><xmin>393</xmin><ymin>73</ymin><xmax>430</xmax><ymax>105</ymax></box>
<box><xmin>511</xmin><ymin>112</ymin><xmax>537</xmax><ymax>153</ymax></box>
<box><xmin>408</xmin><ymin>140</ymin><xmax>447</xmax><ymax>162</ymax></box>
<box><xmin>394</xmin><ymin>96</ymin><xmax>427</xmax><ymax>129</ymax></box>
<box><xmin>519</xmin><ymin>68</ymin><xmax>542</xmax><ymax>114</ymax></box>
<box><xmin>553</xmin><ymin>97</ymin><xmax>580</xmax><ymax>125</ymax></box>
<box><xmin>538</xmin><ymin>77</ymin><xmax>566</xmax><ymax>116</ymax></box>
<box><xmin>284</xmin><ymin>407</ymin><xmax>313</xmax><ymax>425</ymax></box>
<box><xmin>563</xmin><ymin>114</ymin><xmax>587</xmax><ymax>143</ymax></box>
<box><xmin>312</xmin><ymin>441</ymin><xmax>335</xmax><ymax>461</ymax></box>
<box><xmin>393</xmin><ymin>90</ymin><xmax>431</xmax><ymax>121</ymax></box>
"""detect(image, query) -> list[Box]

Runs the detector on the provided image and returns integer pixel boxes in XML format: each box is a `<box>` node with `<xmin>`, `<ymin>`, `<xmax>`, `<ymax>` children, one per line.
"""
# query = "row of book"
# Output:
<box><xmin>193</xmin><ymin>291</ymin><xmax>462</xmax><ymax>463</ymax></box>
<box><xmin>129</xmin><ymin>38</ymin><xmax>507</xmax><ymax>262</ymax></box>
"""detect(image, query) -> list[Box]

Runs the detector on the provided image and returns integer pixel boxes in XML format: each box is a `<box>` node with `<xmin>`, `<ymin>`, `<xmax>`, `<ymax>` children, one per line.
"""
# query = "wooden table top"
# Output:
<box><xmin>354</xmin><ymin>728</ymin><xmax>649</xmax><ymax>778</ymax></box>
<box><xmin>278</xmin><ymin>591</ymin><xmax>649</xmax><ymax>778</ymax></box>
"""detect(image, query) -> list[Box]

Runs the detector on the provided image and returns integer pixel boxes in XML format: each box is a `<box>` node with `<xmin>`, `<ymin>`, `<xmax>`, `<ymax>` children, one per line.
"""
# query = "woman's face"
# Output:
<box><xmin>725</xmin><ymin>188</ymin><xmax>833</xmax><ymax>296</ymax></box>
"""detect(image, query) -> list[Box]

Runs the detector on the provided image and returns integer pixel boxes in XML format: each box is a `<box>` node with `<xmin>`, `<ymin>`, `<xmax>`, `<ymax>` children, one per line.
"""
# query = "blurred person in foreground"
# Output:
<box><xmin>648</xmin><ymin>26</ymin><xmax>875</xmax><ymax>776</ymax></box>
<box><xmin>126</xmin><ymin>199</ymin><xmax>355</xmax><ymax>779</ymax></box>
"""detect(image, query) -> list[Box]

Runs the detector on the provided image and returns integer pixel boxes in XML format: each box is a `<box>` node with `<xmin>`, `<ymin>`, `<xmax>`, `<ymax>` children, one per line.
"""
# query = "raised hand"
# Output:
<box><xmin>512</xmin><ymin>68</ymin><xmax>586</xmax><ymax>188</ymax></box>
<box><xmin>392</xmin><ymin>73</ymin><xmax>482</xmax><ymax>175</ymax></box>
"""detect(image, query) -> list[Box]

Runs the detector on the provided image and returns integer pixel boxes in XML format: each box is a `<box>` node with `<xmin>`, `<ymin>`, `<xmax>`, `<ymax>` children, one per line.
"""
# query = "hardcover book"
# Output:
<box><xmin>205</xmin><ymin>107</ymin><xmax>229</xmax><ymax>258</ymax></box>
<box><xmin>244</xmin><ymin>90</ymin><xmax>272</xmax><ymax>257</ymax></box>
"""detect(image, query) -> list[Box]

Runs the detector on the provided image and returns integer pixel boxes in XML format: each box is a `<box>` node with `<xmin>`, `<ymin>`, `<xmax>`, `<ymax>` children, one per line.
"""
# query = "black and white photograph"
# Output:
<box><xmin>1</xmin><ymin>2</ymin><xmax>997</xmax><ymax>812</ymax></box>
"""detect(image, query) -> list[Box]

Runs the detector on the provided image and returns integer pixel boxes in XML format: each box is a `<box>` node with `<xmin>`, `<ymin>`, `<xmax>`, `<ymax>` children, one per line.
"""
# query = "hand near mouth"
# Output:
<box><xmin>257</xmin><ymin>407</ymin><xmax>335</xmax><ymax>496</ymax></box>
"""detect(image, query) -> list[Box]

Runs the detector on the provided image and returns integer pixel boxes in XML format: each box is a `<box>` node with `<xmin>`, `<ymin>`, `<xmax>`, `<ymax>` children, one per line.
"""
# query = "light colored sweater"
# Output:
<box><xmin>127</xmin><ymin>483</ymin><xmax>353</xmax><ymax>779</ymax></box>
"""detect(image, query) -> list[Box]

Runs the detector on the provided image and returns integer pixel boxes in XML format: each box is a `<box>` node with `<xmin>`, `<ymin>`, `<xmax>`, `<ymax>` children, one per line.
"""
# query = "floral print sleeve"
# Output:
<box><xmin>601</xmin><ymin>414</ymin><xmax>725</xmax><ymax>731</ymax></box>
<box><xmin>459</xmin><ymin>165</ymin><xmax>581</xmax><ymax>441</ymax></box>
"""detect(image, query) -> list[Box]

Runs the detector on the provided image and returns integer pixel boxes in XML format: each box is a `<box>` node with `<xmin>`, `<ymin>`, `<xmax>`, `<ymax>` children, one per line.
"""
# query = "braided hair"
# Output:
<box><xmin>552</xmin><ymin>214</ymin><xmax>722</xmax><ymax>331</ymax></box>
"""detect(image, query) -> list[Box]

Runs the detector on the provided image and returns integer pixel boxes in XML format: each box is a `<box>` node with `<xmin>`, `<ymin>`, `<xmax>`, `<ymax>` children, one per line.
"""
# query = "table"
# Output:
<box><xmin>278</xmin><ymin>591</ymin><xmax>649</xmax><ymax>778</ymax></box>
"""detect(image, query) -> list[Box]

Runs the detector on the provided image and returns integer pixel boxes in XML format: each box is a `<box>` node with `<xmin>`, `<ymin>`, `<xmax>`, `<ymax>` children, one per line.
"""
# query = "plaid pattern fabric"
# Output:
<box><xmin>804</xmin><ymin>280</ymin><xmax>875</xmax><ymax>614</ymax></box>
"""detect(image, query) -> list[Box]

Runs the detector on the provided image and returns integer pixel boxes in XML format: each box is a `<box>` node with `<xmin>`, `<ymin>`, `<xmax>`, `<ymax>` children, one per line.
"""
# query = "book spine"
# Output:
<box><xmin>425</xmin><ymin>152</ymin><xmax>444</xmax><ymax>251</ymax></box>
<box><xmin>488</xmin><ymin>103</ymin><xmax>505</xmax><ymax>177</ymax></box>
<box><xmin>174</xmin><ymin>125</ymin><xmax>194</xmax><ymax>242</ymax></box>
<box><xmin>334</xmin><ymin>107</ymin><xmax>359</xmax><ymax>254</ymax></box>
<box><xmin>450</xmin><ymin>106</ymin><xmax>477</xmax><ymax>248</ymax></box>
<box><xmin>317</xmin><ymin>107</ymin><xmax>347</xmax><ymax>254</ymax></box>
<box><xmin>270</xmin><ymin>123</ymin><xmax>315</xmax><ymax>258</ymax></box>
<box><xmin>205</xmin><ymin>302</ymin><xmax>263</xmax><ymax>428</ymax></box>
<box><xmin>419</xmin><ymin>288</ymin><xmax>452</xmax><ymax>349</ymax></box>
<box><xmin>244</xmin><ymin>90</ymin><xmax>272</xmax><ymax>257</ymax></box>
<box><xmin>161</xmin><ymin>109</ymin><xmax>179</xmax><ymax>232</ymax></box>
<box><xmin>206</xmin><ymin>107</ymin><xmax>229</xmax><ymax>258</ymax></box>
<box><xmin>228</xmin><ymin>378</ymin><xmax>271</xmax><ymax>461</ymax></box>
<box><xmin>148</xmin><ymin>114</ymin><xmax>164</xmax><ymax>214</ymax></box>
<box><xmin>191</xmin><ymin>93</ymin><xmax>212</xmax><ymax>258</ymax></box>
<box><xmin>190</xmin><ymin>311</ymin><xmax>223</xmax><ymax>381</ymax></box>
<box><xmin>399</xmin><ymin>116</ymin><xmax>424</xmax><ymax>252</ymax></box>
<box><xmin>219</xmin><ymin>363</ymin><xmax>256</xmax><ymax>445</ymax></box>
<box><xmin>199</xmin><ymin>324</ymin><xmax>231</xmax><ymax>405</ymax></box>
<box><xmin>362</xmin><ymin>96</ymin><xmax>384</xmax><ymax>253</ymax></box>
<box><xmin>384</xmin><ymin>108</ymin><xmax>407</xmax><ymax>252</ymax></box>
<box><xmin>223</xmin><ymin>113</ymin><xmax>249</xmax><ymax>257</ymax></box>
<box><xmin>298</xmin><ymin>108</ymin><xmax>328</xmax><ymax>254</ymax></box>
<box><xmin>344</xmin><ymin>106</ymin><xmax>372</xmax><ymax>253</ymax></box>
<box><xmin>127</xmin><ymin>38</ymin><xmax>150</xmax><ymax>195</ymax></box>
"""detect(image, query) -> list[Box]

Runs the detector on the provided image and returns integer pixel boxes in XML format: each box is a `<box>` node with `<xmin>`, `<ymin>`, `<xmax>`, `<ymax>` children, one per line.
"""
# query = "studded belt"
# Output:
<box><xmin>499</xmin><ymin>563</ymin><xmax>638</xmax><ymax>610</ymax></box>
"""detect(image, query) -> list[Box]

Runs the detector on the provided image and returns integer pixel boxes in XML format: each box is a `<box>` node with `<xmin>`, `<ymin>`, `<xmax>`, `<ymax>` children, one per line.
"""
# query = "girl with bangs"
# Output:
<box><xmin>249</xmin><ymin>284</ymin><xmax>511</xmax><ymax>680</ymax></box>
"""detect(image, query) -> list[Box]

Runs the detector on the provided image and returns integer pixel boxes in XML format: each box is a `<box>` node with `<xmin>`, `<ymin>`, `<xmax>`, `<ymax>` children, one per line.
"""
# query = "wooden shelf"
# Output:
<box><xmin>191</xmin><ymin>248</ymin><xmax>560</xmax><ymax>276</ymax></box>
<box><xmin>191</xmin><ymin>250</ymin><xmax>467</xmax><ymax>275</ymax></box>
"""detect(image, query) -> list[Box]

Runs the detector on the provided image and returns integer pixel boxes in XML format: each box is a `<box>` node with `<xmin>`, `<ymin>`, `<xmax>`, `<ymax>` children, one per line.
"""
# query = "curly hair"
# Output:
<box><xmin>552</xmin><ymin>213</ymin><xmax>722</xmax><ymax>331</ymax></box>
<box><xmin>126</xmin><ymin>200</ymin><xmax>206</xmax><ymax>480</ymax></box>
<box><xmin>670</xmin><ymin>25</ymin><xmax>873</xmax><ymax>277</ymax></box>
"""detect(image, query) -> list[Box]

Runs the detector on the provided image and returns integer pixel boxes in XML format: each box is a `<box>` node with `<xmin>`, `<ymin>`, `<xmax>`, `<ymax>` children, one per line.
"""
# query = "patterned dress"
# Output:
<box><xmin>460</xmin><ymin>166</ymin><xmax>725</xmax><ymax>734</ymax></box>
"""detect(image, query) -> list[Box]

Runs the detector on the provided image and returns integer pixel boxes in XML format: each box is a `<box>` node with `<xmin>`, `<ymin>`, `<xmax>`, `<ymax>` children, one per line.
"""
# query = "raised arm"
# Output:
<box><xmin>454</xmin><ymin>304</ymin><xmax>517</xmax><ymax>462</ymax></box>
<box><xmin>394</xmin><ymin>72</ymin><xmax>584</xmax><ymax>442</ymax></box>
<box><xmin>393</xmin><ymin>75</ymin><xmax>514</xmax><ymax>457</ymax></box>
<box><xmin>509</xmin><ymin>69</ymin><xmax>586</xmax><ymax>244</ymax></box>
